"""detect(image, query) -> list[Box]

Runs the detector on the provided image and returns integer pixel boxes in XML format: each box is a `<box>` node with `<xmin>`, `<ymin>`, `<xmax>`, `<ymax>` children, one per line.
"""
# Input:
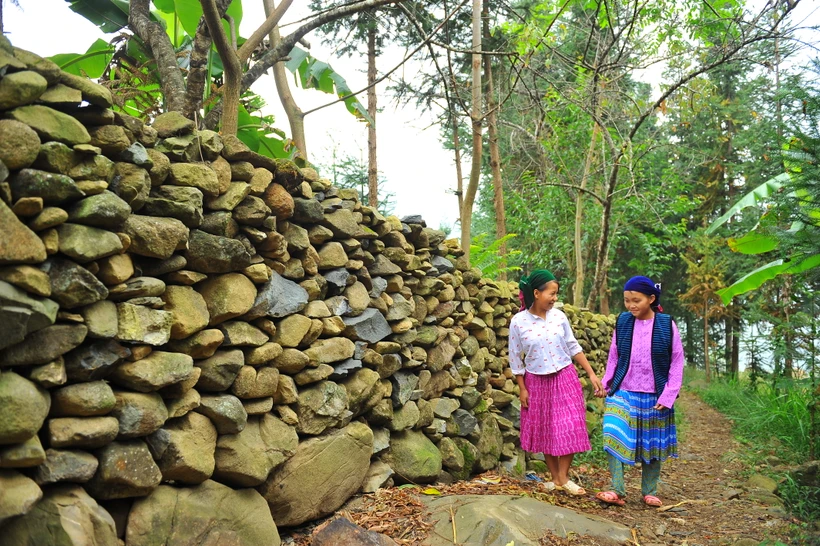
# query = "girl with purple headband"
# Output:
<box><xmin>509</xmin><ymin>269</ymin><xmax>604</xmax><ymax>495</ymax></box>
<box><xmin>596</xmin><ymin>276</ymin><xmax>684</xmax><ymax>508</ymax></box>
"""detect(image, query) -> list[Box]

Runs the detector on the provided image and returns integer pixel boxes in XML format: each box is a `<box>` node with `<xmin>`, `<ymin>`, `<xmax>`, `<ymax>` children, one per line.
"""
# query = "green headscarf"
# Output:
<box><xmin>518</xmin><ymin>269</ymin><xmax>557</xmax><ymax>309</ymax></box>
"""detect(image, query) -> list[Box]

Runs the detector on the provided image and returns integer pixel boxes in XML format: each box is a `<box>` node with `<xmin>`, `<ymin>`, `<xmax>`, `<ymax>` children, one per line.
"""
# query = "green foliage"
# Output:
<box><xmin>49</xmin><ymin>38</ymin><xmax>115</xmax><ymax>79</ymax></box>
<box><xmin>284</xmin><ymin>46</ymin><xmax>372</xmax><ymax>125</ymax></box>
<box><xmin>469</xmin><ymin>233</ymin><xmax>521</xmax><ymax>280</ymax></box>
<box><xmin>65</xmin><ymin>0</ymin><xmax>129</xmax><ymax>33</ymax></box>
<box><xmin>691</xmin><ymin>376</ymin><xmax>816</xmax><ymax>464</ymax></box>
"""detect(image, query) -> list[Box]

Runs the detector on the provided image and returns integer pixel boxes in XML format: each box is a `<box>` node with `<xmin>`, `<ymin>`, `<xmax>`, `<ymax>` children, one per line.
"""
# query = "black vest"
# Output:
<box><xmin>611</xmin><ymin>312</ymin><xmax>673</xmax><ymax>395</ymax></box>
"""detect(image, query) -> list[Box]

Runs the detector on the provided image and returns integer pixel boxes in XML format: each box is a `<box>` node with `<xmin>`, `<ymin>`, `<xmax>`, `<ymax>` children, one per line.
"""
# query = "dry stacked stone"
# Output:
<box><xmin>0</xmin><ymin>37</ymin><xmax>614</xmax><ymax>544</ymax></box>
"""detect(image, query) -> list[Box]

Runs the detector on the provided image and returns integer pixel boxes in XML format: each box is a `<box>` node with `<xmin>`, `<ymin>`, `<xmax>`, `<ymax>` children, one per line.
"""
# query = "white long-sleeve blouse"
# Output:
<box><xmin>508</xmin><ymin>308</ymin><xmax>583</xmax><ymax>375</ymax></box>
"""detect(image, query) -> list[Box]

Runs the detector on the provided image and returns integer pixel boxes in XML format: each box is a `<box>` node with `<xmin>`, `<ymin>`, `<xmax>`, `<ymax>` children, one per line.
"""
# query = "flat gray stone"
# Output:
<box><xmin>422</xmin><ymin>495</ymin><xmax>631</xmax><ymax>545</ymax></box>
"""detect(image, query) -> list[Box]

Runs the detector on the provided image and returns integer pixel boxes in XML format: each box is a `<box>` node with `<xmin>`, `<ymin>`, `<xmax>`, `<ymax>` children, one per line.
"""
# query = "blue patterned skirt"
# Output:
<box><xmin>603</xmin><ymin>390</ymin><xmax>678</xmax><ymax>465</ymax></box>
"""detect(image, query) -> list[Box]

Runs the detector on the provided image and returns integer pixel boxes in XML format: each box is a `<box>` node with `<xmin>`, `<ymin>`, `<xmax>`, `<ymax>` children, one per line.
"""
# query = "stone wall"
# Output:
<box><xmin>0</xmin><ymin>38</ymin><xmax>614</xmax><ymax>545</ymax></box>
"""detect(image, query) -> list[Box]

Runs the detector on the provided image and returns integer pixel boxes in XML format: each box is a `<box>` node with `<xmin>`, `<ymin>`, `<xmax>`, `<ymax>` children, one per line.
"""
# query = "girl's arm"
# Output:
<box><xmin>572</xmin><ymin>351</ymin><xmax>604</xmax><ymax>397</ymax></box>
<box><xmin>657</xmin><ymin>321</ymin><xmax>684</xmax><ymax>409</ymax></box>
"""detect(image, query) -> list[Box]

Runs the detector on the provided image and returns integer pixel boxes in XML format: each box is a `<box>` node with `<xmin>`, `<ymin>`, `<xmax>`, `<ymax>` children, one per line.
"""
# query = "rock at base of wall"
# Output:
<box><xmin>126</xmin><ymin>480</ymin><xmax>280</xmax><ymax>546</ymax></box>
<box><xmin>260</xmin><ymin>421</ymin><xmax>373</xmax><ymax>527</ymax></box>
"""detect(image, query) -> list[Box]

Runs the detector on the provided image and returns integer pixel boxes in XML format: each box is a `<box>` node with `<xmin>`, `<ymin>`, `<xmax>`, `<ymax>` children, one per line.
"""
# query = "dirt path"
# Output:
<box><xmin>571</xmin><ymin>390</ymin><xmax>796</xmax><ymax>545</ymax></box>
<box><xmin>282</xmin><ymin>391</ymin><xmax>801</xmax><ymax>545</ymax></box>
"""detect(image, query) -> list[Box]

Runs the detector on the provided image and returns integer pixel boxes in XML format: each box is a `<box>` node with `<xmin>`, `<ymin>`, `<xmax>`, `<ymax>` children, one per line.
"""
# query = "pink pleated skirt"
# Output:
<box><xmin>520</xmin><ymin>365</ymin><xmax>591</xmax><ymax>456</ymax></box>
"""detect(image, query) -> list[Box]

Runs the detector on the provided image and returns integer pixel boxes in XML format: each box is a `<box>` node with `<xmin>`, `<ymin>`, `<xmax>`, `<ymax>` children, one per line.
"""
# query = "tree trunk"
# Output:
<box><xmin>200</xmin><ymin>0</ymin><xmax>241</xmax><ymax>135</ymax></box>
<box><xmin>574</xmin><ymin>121</ymin><xmax>600</xmax><ymax>305</ymax></box>
<box><xmin>731</xmin><ymin>314</ymin><xmax>740</xmax><ymax>377</ymax></box>
<box><xmin>704</xmin><ymin>303</ymin><xmax>711</xmax><ymax>382</ymax></box>
<box><xmin>451</xmin><ymin>110</ymin><xmax>464</xmax><ymax>219</ymax></box>
<box><xmin>263</xmin><ymin>0</ymin><xmax>306</xmax><ymax>158</ymax></box>
<box><xmin>783</xmin><ymin>277</ymin><xmax>794</xmax><ymax>378</ymax></box>
<box><xmin>460</xmin><ymin>0</ymin><xmax>483</xmax><ymax>261</ymax></box>
<box><xmin>367</xmin><ymin>21</ymin><xmax>378</xmax><ymax>210</ymax></box>
<box><xmin>685</xmin><ymin>313</ymin><xmax>696</xmax><ymax>368</ymax></box>
<box><xmin>725</xmin><ymin>311</ymin><xmax>734</xmax><ymax>378</ymax></box>
<box><xmin>483</xmin><ymin>4</ymin><xmax>506</xmax><ymax>279</ymax></box>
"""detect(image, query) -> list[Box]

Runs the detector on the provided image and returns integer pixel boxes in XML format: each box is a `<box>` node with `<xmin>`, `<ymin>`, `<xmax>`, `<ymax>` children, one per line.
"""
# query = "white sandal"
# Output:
<box><xmin>559</xmin><ymin>480</ymin><xmax>586</xmax><ymax>496</ymax></box>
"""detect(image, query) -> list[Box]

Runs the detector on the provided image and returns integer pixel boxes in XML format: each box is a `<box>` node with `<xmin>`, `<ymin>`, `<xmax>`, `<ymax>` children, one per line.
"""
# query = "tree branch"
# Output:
<box><xmin>183</xmin><ymin>0</ymin><xmax>232</xmax><ymax>121</ymax></box>
<box><xmin>237</xmin><ymin>0</ymin><xmax>293</xmax><ymax>65</ymax></box>
<box><xmin>129</xmin><ymin>0</ymin><xmax>186</xmax><ymax>112</ymax></box>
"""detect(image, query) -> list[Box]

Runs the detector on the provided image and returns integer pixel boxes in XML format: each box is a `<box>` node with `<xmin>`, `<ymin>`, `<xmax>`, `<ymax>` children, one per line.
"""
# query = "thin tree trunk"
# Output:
<box><xmin>731</xmin><ymin>315</ymin><xmax>740</xmax><ymax>377</ymax></box>
<box><xmin>704</xmin><ymin>304</ymin><xmax>711</xmax><ymax>382</ymax></box>
<box><xmin>483</xmin><ymin>3</ymin><xmax>505</xmax><ymax>279</ymax></box>
<box><xmin>451</xmin><ymin>110</ymin><xmax>464</xmax><ymax>218</ymax></box>
<box><xmin>725</xmin><ymin>311</ymin><xmax>734</xmax><ymax>378</ymax></box>
<box><xmin>263</xmin><ymin>0</ymin><xmax>307</xmax><ymax>158</ymax></box>
<box><xmin>367</xmin><ymin>21</ymin><xmax>378</xmax><ymax>209</ymax></box>
<box><xmin>200</xmin><ymin>0</ymin><xmax>240</xmax><ymax>135</ymax></box>
<box><xmin>784</xmin><ymin>277</ymin><xmax>794</xmax><ymax>378</ymax></box>
<box><xmin>685</xmin><ymin>313</ymin><xmax>695</xmax><ymax>368</ymax></box>
<box><xmin>460</xmin><ymin>0</ymin><xmax>483</xmax><ymax>261</ymax></box>
<box><xmin>574</xmin><ymin>121</ymin><xmax>600</xmax><ymax>305</ymax></box>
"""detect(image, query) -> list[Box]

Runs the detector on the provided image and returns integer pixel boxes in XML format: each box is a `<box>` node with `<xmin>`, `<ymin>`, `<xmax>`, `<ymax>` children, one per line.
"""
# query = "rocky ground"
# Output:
<box><xmin>281</xmin><ymin>391</ymin><xmax>813</xmax><ymax>546</ymax></box>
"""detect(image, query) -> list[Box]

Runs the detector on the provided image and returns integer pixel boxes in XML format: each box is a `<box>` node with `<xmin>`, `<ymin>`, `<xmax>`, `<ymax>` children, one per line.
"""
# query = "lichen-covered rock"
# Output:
<box><xmin>260</xmin><ymin>421</ymin><xmax>373</xmax><ymax>527</ymax></box>
<box><xmin>122</xmin><ymin>214</ymin><xmax>189</xmax><ymax>260</ymax></box>
<box><xmin>0</xmin><ymin>119</ymin><xmax>40</xmax><ymax>170</ymax></box>
<box><xmin>32</xmin><ymin>449</ymin><xmax>99</xmax><ymax>485</ymax></box>
<box><xmin>196</xmin><ymin>394</ymin><xmax>247</xmax><ymax>434</ymax></box>
<box><xmin>0</xmin><ymin>371</ymin><xmax>50</xmax><ymax>445</ymax></box>
<box><xmin>50</xmin><ymin>380</ymin><xmax>116</xmax><ymax>417</ymax></box>
<box><xmin>126</xmin><ymin>480</ymin><xmax>280</xmax><ymax>546</ymax></box>
<box><xmin>196</xmin><ymin>272</ymin><xmax>256</xmax><ymax>325</ymax></box>
<box><xmin>85</xmin><ymin>440</ymin><xmax>162</xmax><ymax>499</ymax></box>
<box><xmin>115</xmin><ymin>303</ymin><xmax>173</xmax><ymax>346</ymax></box>
<box><xmin>7</xmin><ymin>104</ymin><xmax>90</xmax><ymax>145</ymax></box>
<box><xmin>296</xmin><ymin>380</ymin><xmax>349</xmax><ymax>435</ymax></box>
<box><xmin>48</xmin><ymin>416</ymin><xmax>119</xmax><ymax>449</ymax></box>
<box><xmin>152</xmin><ymin>411</ymin><xmax>217</xmax><ymax>484</ymax></box>
<box><xmin>111</xmin><ymin>391</ymin><xmax>168</xmax><ymax>439</ymax></box>
<box><xmin>1</xmin><ymin>323</ymin><xmax>87</xmax><ymax>367</ymax></box>
<box><xmin>185</xmin><ymin>229</ymin><xmax>252</xmax><ymax>273</ymax></box>
<box><xmin>246</xmin><ymin>271</ymin><xmax>309</xmax><ymax>320</ymax></box>
<box><xmin>0</xmin><ymin>470</ymin><xmax>43</xmax><ymax>524</ymax></box>
<box><xmin>66</xmin><ymin>190</ymin><xmax>131</xmax><ymax>229</ymax></box>
<box><xmin>168</xmin><ymin>163</ymin><xmax>220</xmax><ymax>196</ymax></box>
<box><xmin>213</xmin><ymin>413</ymin><xmax>297</xmax><ymax>487</ymax></box>
<box><xmin>0</xmin><ymin>197</ymin><xmax>47</xmax><ymax>265</ymax></box>
<box><xmin>384</xmin><ymin>429</ymin><xmax>442</xmax><ymax>484</ymax></box>
<box><xmin>0</xmin><ymin>279</ymin><xmax>58</xmax><ymax>350</ymax></box>
<box><xmin>42</xmin><ymin>257</ymin><xmax>109</xmax><ymax>309</ymax></box>
<box><xmin>56</xmin><ymin>223</ymin><xmax>123</xmax><ymax>263</ymax></box>
<box><xmin>161</xmin><ymin>285</ymin><xmax>210</xmax><ymax>340</ymax></box>
<box><xmin>109</xmin><ymin>351</ymin><xmax>193</xmax><ymax>393</ymax></box>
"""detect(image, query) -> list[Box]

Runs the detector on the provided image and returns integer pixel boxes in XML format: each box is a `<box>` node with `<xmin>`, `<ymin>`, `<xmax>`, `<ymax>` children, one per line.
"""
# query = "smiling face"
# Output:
<box><xmin>624</xmin><ymin>290</ymin><xmax>655</xmax><ymax>320</ymax></box>
<box><xmin>533</xmin><ymin>281</ymin><xmax>560</xmax><ymax>312</ymax></box>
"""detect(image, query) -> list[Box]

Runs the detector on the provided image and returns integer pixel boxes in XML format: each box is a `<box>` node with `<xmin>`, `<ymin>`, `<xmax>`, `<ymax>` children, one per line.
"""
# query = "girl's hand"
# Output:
<box><xmin>590</xmin><ymin>375</ymin><xmax>605</xmax><ymax>398</ymax></box>
<box><xmin>653</xmin><ymin>403</ymin><xmax>668</xmax><ymax>410</ymax></box>
<box><xmin>519</xmin><ymin>387</ymin><xmax>529</xmax><ymax>409</ymax></box>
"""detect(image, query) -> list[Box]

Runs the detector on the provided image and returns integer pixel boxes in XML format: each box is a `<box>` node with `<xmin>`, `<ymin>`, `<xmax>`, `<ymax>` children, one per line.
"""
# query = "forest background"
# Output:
<box><xmin>2</xmin><ymin>0</ymin><xmax>819</xmax><ymax>523</ymax></box>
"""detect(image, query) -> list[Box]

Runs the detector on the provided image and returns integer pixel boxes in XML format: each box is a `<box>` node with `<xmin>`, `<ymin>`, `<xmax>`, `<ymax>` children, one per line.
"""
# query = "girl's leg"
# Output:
<box><xmin>545</xmin><ymin>454</ymin><xmax>575</xmax><ymax>485</ymax></box>
<box><xmin>641</xmin><ymin>459</ymin><xmax>662</xmax><ymax>497</ymax></box>
<box><xmin>608</xmin><ymin>453</ymin><xmax>627</xmax><ymax>497</ymax></box>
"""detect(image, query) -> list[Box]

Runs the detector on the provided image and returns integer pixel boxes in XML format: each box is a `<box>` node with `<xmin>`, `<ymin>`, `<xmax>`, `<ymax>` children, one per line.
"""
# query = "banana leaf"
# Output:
<box><xmin>717</xmin><ymin>253</ymin><xmax>820</xmax><ymax>304</ymax></box>
<box><xmin>705</xmin><ymin>173</ymin><xmax>789</xmax><ymax>234</ymax></box>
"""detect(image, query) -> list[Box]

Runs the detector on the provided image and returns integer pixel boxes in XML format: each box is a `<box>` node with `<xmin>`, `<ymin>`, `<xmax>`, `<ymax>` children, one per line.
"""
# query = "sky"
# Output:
<box><xmin>3</xmin><ymin>0</ymin><xmax>461</xmax><ymax>232</ymax></box>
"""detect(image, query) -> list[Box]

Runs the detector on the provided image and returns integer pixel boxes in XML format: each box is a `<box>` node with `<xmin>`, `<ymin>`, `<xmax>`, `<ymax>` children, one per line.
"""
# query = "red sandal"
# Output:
<box><xmin>643</xmin><ymin>495</ymin><xmax>662</xmax><ymax>507</ymax></box>
<box><xmin>595</xmin><ymin>491</ymin><xmax>625</xmax><ymax>506</ymax></box>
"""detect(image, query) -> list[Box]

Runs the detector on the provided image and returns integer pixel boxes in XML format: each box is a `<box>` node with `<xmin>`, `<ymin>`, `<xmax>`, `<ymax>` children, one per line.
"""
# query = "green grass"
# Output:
<box><xmin>685</xmin><ymin>369</ymin><xmax>820</xmax><ymax>525</ymax></box>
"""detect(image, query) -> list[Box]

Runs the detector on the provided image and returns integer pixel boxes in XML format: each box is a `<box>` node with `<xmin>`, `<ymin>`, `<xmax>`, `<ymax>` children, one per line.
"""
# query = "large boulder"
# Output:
<box><xmin>2</xmin><ymin>484</ymin><xmax>118</xmax><ymax>546</ymax></box>
<box><xmin>259</xmin><ymin>421</ymin><xmax>373</xmax><ymax>527</ymax></box>
<box><xmin>383</xmin><ymin>429</ymin><xmax>442</xmax><ymax>484</ymax></box>
<box><xmin>126</xmin><ymin>480</ymin><xmax>280</xmax><ymax>546</ymax></box>
<box><xmin>0</xmin><ymin>371</ymin><xmax>50</xmax><ymax>445</ymax></box>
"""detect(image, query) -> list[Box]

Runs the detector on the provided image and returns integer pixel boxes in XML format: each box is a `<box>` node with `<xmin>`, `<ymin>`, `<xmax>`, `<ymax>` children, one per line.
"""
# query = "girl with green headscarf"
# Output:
<box><xmin>509</xmin><ymin>269</ymin><xmax>604</xmax><ymax>495</ymax></box>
